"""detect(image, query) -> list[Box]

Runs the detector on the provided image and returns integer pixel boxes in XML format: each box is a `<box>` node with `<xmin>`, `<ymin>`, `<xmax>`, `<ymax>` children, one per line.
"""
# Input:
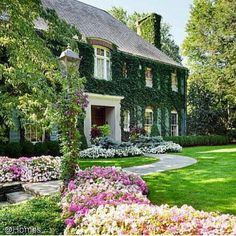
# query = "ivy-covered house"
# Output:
<box><xmin>4</xmin><ymin>0</ymin><xmax>188</xmax><ymax>146</ymax></box>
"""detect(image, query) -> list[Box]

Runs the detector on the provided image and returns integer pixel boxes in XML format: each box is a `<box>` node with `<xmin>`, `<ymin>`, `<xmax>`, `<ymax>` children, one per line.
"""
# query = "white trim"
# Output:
<box><xmin>86</xmin><ymin>93</ymin><xmax>124</xmax><ymax>101</ymax></box>
<box><xmin>93</xmin><ymin>45</ymin><xmax>111</xmax><ymax>81</ymax></box>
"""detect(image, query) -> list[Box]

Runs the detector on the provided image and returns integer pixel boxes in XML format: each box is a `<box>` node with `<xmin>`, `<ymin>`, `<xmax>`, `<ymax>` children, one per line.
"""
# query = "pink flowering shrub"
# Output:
<box><xmin>0</xmin><ymin>156</ymin><xmax>61</xmax><ymax>183</ymax></box>
<box><xmin>62</xmin><ymin>166</ymin><xmax>236</xmax><ymax>235</ymax></box>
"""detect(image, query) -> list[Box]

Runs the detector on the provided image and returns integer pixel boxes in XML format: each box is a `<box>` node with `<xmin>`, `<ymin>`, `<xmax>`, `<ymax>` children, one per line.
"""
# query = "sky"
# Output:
<box><xmin>78</xmin><ymin>0</ymin><xmax>193</xmax><ymax>47</ymax></box>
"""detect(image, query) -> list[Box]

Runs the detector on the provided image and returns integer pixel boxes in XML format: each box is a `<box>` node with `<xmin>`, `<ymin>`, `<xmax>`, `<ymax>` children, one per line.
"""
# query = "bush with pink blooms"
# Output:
<box><xmin>0</xmin><ymin>156</ymin><xmax>61</xmax><ymax>183</ymax></box>
<box><xmin>62</xmin><ymin>166</ymin><xmax>236</xmax><ymax>235</ymax></box>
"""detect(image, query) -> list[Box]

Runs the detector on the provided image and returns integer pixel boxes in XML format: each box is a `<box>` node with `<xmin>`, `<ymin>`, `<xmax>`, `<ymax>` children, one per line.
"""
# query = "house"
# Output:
<box><xmin>6</xmin><ymin>0</ymin><xmax>187</xmax><ymax>145</ymax></box>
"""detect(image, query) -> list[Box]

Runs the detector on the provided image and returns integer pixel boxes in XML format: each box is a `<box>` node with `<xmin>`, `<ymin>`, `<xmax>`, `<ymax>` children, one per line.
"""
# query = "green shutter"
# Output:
<box><xmin>165</xmin><ymin>108</ymin><xmax>170</xmax><ymax>136</ymax></box>
<box><xmin>9</xmin><ymin>111</ymin><xmax>20</xmax><ymax>143</ymax></box>
<box><xmin>157</xmin><ymin>108</ymin><xmax>161</xmax><ymax>135</ymax></box>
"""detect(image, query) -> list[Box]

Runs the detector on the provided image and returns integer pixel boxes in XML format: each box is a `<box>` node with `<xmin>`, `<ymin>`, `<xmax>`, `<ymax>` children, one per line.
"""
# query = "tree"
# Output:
<box><xmin>0</xmin><ymin>0</ymin><xmax>87</xmax><ymax>183</ymax></box>
<box><xmin>187</xmin><ymin>76</ymin><xmax>228</xmax><ymax>135</ymax></box>
<box><xmin>109</xmin><ymin>6</ymin><xmax>182</xmax><ymax>63</ymax></box>
<box><xmin>183</xmin><ymin>0</ymin><xmax>236</xmax><ymax>131</ymax></box>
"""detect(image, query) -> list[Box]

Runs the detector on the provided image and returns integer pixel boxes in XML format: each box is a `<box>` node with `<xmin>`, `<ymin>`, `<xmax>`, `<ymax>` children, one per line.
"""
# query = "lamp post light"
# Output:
<box><xmin>58</xmin><ymin>45</ymin><xmax>82</xmax><ymax>187</ymax></box>
<box><xmin>59</xmin><ymin>44</ymin><xmax>82</xmax><ymax>92</ymax></box>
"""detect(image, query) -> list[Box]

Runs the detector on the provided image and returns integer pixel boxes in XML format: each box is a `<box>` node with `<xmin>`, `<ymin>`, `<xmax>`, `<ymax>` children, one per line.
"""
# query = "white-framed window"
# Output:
<box><xmin>145</xmin><ymin>67</ymin><xmax>153</xmax><ymax>87</ymax></box>
<box><xmin>24</xmin><ymin>124</ymin><xmax>45</xmax><ymax>143</ymax></box>
<box><xmin>123</xmin><ymin>110</ymin><xmax>130</xmax><ymax>132</ymax></box>
<box><xmin>171</xmin><ymin>111</ymin><xmax>178</xmax><ymax>136</ymax></box>
<box><xmin>123</xmin><ymin>62</ymin><xmax>128</xmax><ymax>78</ymax></box>
<box><xmin>94</xmin><ymin>46</ymin><xmax>111</xmax><ymax>80</ymax></box>
<box><xmin>171</xmin><ymin>73</ymin><xmax>178</xmax><ymax>92</ymax></box>
<box><xmin>144</xmin><ymin>107</ymin><xmax>153</xmax><ymax>134</ymax></box>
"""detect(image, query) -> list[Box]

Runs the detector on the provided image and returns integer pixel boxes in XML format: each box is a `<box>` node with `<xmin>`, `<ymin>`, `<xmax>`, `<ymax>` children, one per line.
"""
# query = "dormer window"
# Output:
<box><xmin>171</xmin><ymin>73</ymin><xmax>178</xmax><ymax>92</ymax></box>
<box><xmin>94</xmin><ymin>46</ymin><xmax>111</xmax><ymax>80</ymax></box>
<box><xmin>145</xmin><ymin>68</ymin><xmax>153</xmax><ymax>87</ymax></box>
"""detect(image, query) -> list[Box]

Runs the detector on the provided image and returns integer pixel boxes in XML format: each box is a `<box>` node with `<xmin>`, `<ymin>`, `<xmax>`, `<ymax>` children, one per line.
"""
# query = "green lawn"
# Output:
<box><xmin>143</xmin><ymin>144</ymin><xmax>236</xmax><ymax>215</ymax></box>
<box><xmin>78</xmin><ymin>155</ymin><xmax>159</xmax><ymax>169</ymax></box>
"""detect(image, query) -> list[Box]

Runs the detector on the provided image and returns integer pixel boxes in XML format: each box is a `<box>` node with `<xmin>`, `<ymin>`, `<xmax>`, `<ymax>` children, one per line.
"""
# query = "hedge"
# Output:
<box><xmin>0</xmin><ymin>141</ymin><xmax>61</xmax><ymax>158</ymax></box>
<box><xmin>163</xmin><ymin>135</ymin><xmax>230</xmax><ymax>147</ymax></box>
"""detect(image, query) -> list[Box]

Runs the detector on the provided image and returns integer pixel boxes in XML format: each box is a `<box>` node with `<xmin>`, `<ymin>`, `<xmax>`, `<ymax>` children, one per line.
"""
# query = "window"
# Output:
<box><xmin>145</xmin><ymin>68</ymin><xmax>153</xmax><ymax>87</ymax></box>
<box><xmin>171</xmin><ymin>111</ymin><xmax>178</xmax><ymax>136</ymax></box>
<box><xmin>171</xmin><ymin>73</ymin><xmax>178</xmax><ymax>92</ymax></box>
<box><xmin>123</xmin><ymin>110</ymin><xmax>130</xmax><ymax>132</ymax></box>
<box><xmin>144</xmin><ymin>107</ymin><xmax>153</xmax><ymax>134</ymax></box>
<box><xmin>123</xmin><ymin>62</ymin><xmax>128</xmax><ymax>78</ymax></box>
<box><xmin>24</xmin><ymin>124</ymin><xmax>45</xmax><ymax>143</ymax></box>
<box><xmin>94</xmin><ymin>46</ymin><xmax>111</xmax><ymax>80</ymax></box>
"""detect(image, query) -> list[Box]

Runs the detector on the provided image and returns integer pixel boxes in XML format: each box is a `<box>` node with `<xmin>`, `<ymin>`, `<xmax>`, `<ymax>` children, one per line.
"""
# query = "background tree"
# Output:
<box><xmin>183</xmin><ymin>0</ymin><xmax>236</xmax><ymax>133</ymax></box>
<box><xmin>109</xmin><ymin>6</ymin><xmax>182</xmax><ymax>63</ymax></box>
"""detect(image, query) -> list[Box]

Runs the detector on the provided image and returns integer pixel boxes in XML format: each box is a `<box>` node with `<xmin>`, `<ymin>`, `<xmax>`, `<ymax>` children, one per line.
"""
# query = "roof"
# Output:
<box><xmin>40</xmin><ymin>0</ymin><xmax>183</xmax><ymax>68</ymax></box>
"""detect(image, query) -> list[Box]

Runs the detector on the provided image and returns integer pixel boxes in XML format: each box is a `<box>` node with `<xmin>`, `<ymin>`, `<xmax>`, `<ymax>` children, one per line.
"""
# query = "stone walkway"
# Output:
<box><xmin>124</xmin><ymin>153</ymin><xmax>197</xmax><ymax>175</ymax></box>
<box><xmin>0</xmin><ymin>154</ymin><xmax>197</xmax><ymax>204</ymax></box>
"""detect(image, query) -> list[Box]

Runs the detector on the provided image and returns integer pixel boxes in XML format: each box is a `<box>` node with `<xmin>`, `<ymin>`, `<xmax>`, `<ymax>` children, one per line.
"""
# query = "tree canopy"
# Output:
<box><xmin>183</xmin><ymin>0</ymin><xmax>236</xmax><ymax>133</ymax></box>
<box><xmin>109</xmin><ymin>6</ymin><xmax>182</xmax><ymax>63</ymax></box>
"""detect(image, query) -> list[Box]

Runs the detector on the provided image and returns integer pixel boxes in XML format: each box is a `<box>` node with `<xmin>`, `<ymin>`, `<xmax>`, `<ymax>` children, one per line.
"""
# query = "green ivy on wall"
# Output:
<box><xmin>83</xmin><ymin>46</ymin><xmax>187</xmax><ymax>139</ymax></box>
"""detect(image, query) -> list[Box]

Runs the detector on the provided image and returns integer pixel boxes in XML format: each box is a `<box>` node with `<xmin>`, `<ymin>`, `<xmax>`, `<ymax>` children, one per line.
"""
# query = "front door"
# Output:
<box><xmin>91</xmin><ymin>106</ymin><xmax>106</xmax><ymax>126</ymax></box>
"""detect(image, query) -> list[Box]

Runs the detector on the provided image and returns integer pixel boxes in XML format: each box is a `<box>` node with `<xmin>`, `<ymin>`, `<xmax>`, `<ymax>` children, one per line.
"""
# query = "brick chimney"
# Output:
<box><xmin>136</xmin><ymin>13</ymin><xmax>162</xmax><ymax>50</ymax></box>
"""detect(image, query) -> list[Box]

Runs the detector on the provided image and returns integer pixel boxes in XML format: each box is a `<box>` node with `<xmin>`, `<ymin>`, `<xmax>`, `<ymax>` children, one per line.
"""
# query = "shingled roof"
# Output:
<box><xmin>40</xmin><ymin>0</ymin><xmax>183</xmax><ymax>68</ymax></box>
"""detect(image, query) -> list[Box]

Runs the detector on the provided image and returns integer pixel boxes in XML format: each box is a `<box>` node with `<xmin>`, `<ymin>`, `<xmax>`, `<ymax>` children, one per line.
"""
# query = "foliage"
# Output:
<box><xmin>90</xmin><ymin>124</ymin><xmax>111</xmax><ymax>141</ymax></box>
<box><xmin>130</xmin><ymin>127</ymin><xmax>146</xmax><ymax>141</ymax></box>
<box><xmin>143</xmin><ymin>144</ymin><xmax>236</xmax><ymax>215</ymax></box>
<box><xmin>164</xmin><ymin>135</ymin><xmax>230</xmax><ymax>147</ymax></box>
<box><xmin>5</xmin><ymin>142</ymin><xmax>22</xmax><ymax>158</ymax></box>
<box><xmin>187</xmin><ymin>77</ymin><xmax>228</xmax><ymax>135</ymax></box>
<box><xmin>0</xmin><ymin>156</ymin><xmax>61</xmax><ymax>183</ymax></box>
<box><xmin>182</xmin><ymin>0</ymin><xmax>236</xmax><ymax>131</ymax></box>
<box><xmin>0</xmin><ymin>196</ymin><xmax>63</xmax><ymax>235</ymax></box>
<box><xmin>109</xmin><ymin>6</ymin><xmax>182</xmax><ymax>62</ymax></box>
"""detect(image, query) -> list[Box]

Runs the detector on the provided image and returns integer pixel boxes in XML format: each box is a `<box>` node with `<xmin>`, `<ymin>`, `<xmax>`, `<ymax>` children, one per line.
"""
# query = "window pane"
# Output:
<box><xmin>106</xmin><ymin>60</ymin><xmax>110</xmax><ymax>80</ymax></box>
<box><xmin>97</xmin><ymin>48</ymin><xmax>104</xmax><ymax>56</ymax></box>
<box><xmin>97</xmin><ymin>58</ymin><xmax>104</xmax><ymax>78</ymax></box>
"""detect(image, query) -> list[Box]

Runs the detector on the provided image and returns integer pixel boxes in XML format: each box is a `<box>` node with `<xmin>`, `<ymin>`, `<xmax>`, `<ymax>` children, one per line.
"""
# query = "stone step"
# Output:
<box><xmin>23</xmin><ymin>180</ymin><xmax>61</xmax><ymax>197</ymax></box>
<box><xmin>6</xmin><ymin>191</ymin><xmax>34</xmax><ymax>204</ymax></box>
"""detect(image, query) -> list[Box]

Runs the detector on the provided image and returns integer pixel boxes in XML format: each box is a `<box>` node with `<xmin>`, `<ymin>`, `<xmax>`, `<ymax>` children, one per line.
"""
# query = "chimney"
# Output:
<box><xmin>136</xmin><ymin>13</ymin><xmax>162</xmax><ymax>50</ymax></box>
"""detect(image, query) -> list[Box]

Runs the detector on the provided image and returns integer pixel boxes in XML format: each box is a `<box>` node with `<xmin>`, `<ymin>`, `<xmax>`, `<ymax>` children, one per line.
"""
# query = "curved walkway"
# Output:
<box><xmin>124</xmin><ymin>153</ymin><xmax>197</xmax><ymax>175</ymax></box>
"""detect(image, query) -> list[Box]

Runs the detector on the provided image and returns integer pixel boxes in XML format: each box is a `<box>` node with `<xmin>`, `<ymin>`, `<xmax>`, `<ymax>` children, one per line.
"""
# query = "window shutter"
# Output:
<box><xmin>9</xmin><ymin>112</ymin><xmax>20</xmax><ymax>143</ymax></box>
<box><xmin>157</xmin><ymin>108</ymin><xmax>161</xmax><ymax>136</ymax></box>
<box><xmin>165</xmin><ymin>108</ymin><xmax>170</xmax><ymax>136</ymax></box>
<box><xmin>50</xmin><ymin>126</ymin><xmax>59</xmax><ymax>141</ymax></box>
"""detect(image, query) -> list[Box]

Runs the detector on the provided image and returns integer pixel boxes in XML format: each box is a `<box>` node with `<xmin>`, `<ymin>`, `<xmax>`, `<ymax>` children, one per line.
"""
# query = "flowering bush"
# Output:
<box><xmin>140</xmin><ymin>141</ymin><xmax>182</xmax><ymax>154</ymax></box>
<box><xmin>0</xmin><ymin>156</ymin><xmax>61</xmax><ymax>183</ymax></box>
<box><xmin>67</xmin><ymin>204</ymin><xmax>236</xmax><ymax>235</ymax></box>
<box><xmin>79</xmin><ymin>146</ymin><xmax>142</xmax><ymax>159</ymax></box>
<box><xmin>62</xmin><ymin>166</ymin><xmax>236</xmax><ymax>235</ymax></box>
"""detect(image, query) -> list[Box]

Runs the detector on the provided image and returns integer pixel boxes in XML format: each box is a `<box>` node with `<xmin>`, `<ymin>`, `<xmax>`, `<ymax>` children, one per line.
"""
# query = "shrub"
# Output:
<box><xmin>99</xmin><ymin>124</ymin><xmax>111</xmax><ymax>137</ymax></box>
<box><xmin>164</xmin><ymin>135</ymin><xmax>229</xmax><ymax>147</ymax></box>
<box><xmin>46</xmin><ymin>141</ymin><xmax>61</xmax><ymax>156</ymax></box>
<box><xmin>22</xmin><ymin>141</ymin><xmax>35</xmax><ymax>157</ymax></box>
<box><xmin>90</xmin><ymin>125</ymin><xmax>102</xmax><ymax>139</ymax></box>
<box><xmin>0</xmin><ymin>144</ymin><xmax>5</xmax><ymax>156</ymax></box>
<box><xmin>5</xmin><ymin>142</ymin><xmax>22</xmax><ymax>158</ymax></box>
<box><xmin>130</xmin><ymin>127</ymin><xmax>146</xmax><ymax>141</ymax></box>
<box><xmin>34</xmin><ymin>142</ymin><xmax>48</xmax><ymax>156</ymax></box>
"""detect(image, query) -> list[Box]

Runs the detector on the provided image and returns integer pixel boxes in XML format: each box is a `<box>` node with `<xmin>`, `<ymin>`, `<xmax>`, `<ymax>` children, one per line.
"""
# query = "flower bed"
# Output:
<box><xmin>62</xmin><ymin>166</ymin><xmax>236</xmax><ymax>235</ymax></box>
<box><xmin>79</xmin><ymin>146</ymin><xmax>142</xmax><ymax>159</ymax></box>
<box><xmin>0</xmin><ymin>156</ymin><xmax>61</xmax><ymax>183</ymax></box>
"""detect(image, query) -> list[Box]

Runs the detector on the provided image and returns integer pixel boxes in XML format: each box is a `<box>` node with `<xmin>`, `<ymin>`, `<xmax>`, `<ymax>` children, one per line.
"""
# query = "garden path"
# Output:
<box><xmin>124</xmin><ymin>154</ymin><xmax>197</xmax><ymax>175</ymax></box>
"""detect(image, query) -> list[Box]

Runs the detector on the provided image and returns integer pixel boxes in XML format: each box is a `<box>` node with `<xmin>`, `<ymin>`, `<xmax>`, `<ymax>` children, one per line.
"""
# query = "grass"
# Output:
<box><xmin>0</xmin><ymin>196</ymin><xmax>63</xmax><ymax>235</ymax></box>
<box><xmin>143</xmin><ymin>144</ymin><xmax>236</xmax><ymax>215</ymax></box>
<box><xmin>78</xmin><ymin>155</ymin><xmax>159</xmax><ymax>169</ymax></box>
